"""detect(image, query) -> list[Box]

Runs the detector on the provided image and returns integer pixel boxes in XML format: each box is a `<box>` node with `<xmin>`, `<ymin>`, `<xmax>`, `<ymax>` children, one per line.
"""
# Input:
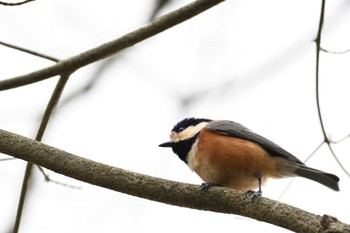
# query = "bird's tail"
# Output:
<box><xmin>295</xmin><ymin>165</ymin><xmax>340</xmax><ymax>191</ymax></box>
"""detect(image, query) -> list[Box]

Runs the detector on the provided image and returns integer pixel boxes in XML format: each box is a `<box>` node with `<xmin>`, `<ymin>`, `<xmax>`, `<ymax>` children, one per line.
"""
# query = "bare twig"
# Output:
<box><xmin>314</xmin><ymin>0</ymin><xmax>350</xmax><ymax>177</ymax></box>
<box><xmin>0</xmin><ymin>40</ymin><xmax>59</xmax><ymax>62</ymax></box>
<box><xmin>13</xmin><ymin>162</ymin><xmax>34</xmax><ymax>233</ymax></box>
<box><xmin>304</xmin><ymin>141</ymin><xmax>324</xmax><ymax>164</ymax></box>
<box><xmin>35</xmin><ymin>73</ymin><xmax>71</xmax><ymax>142</ymax></box>
<box><xmin>13</xmin><ymin>73</ymin><xmax>72</xmax><ymax>233</ymax></box>
<box><xmin>36</xmin><ymin>166</ymin><xmax>81</xmax><ymax>189</ymax></box>
<box><xmin>321</xmin><ymin>47</ymin><xmax>350</xmax><ymax>54</ymax></box>
<box><xmin>0</xmin><ymin>0</ymin><xmax>34</xmax><ymax>6</ymax></box>
<box><xmin>277</xmin><ymin>140</ymin><xmax>324</xmax><ymax>200</ymax></box>
<box><xmin>0</xmin><ymin>0</ymin><xmax>225</xmax><ymax>91</ymax></box>
<box><xmin>0</xmin><ymin>157</ymin><xmax>16</xmax><ymax>161</ymax></box>
<box><xmin>0</xmin><ymin>129</ymin><xmax>349</xmax><ymax>232</ymax></box>
<box><xmin>315</xmin><ymin>0</ymin><xmax>326</xmax><ymax>140</ymax></box>
<box><xmin>330</xmin><ymin>134</ymin><xmax>350</xmax><ymax>144</ymax></box>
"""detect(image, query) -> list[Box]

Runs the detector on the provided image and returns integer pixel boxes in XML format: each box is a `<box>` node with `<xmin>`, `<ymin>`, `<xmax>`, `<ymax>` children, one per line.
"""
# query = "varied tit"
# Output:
<box><xmin>159</xmin><ymin>117</ymin><xmax>340</xmax><ymax>197</ymax></box>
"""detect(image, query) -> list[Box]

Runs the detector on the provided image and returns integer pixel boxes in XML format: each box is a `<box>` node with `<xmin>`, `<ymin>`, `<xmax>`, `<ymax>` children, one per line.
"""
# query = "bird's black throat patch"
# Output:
<box><xmin>171</xmin><ymin>133</ymin><xmax>199</xmax><ymax>163</ymax></box>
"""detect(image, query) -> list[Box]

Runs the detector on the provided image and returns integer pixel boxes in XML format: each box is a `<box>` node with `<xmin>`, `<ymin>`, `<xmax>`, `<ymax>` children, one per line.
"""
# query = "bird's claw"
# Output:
<box><xmin>200</xmin><ymin>182</ymin><xmax>220</xmax><ymax>190</ymax></box>
<box><xmin>246</xmin><ymin>190</ymin><xmax>262</xmax><ymax>202</ymax></box>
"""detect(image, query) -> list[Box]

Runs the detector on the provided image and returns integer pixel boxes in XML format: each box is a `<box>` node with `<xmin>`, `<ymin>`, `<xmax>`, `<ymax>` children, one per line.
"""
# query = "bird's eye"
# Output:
<box><xmin>179</xmin><ymin>127</ymin><xmax>185</xmax><ymax>131</ymax></box>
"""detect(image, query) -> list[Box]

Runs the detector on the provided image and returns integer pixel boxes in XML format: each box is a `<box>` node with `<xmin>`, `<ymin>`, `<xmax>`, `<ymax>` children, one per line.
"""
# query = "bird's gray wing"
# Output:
<box><xmin>206</xmin><ymin>120</ymin><xmax>304</xmax><ymax>164</ymax></box>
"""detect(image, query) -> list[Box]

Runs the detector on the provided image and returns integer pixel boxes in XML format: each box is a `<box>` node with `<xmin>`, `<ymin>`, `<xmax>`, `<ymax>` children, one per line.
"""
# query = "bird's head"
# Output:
<box><xmin>159</xmin><ymin>117</ymin><xmax>211</xmax><ymax>162</ymax></box>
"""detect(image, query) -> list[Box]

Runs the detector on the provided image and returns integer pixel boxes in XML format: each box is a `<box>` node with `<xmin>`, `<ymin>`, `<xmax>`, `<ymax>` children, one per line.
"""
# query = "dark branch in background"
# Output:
<box><xmin>0</xmin><ymin>130</ymin><xmax>349</xmax><ymax>233</ymax></box>
<box><xmin>314</xmin><ymin>0</ymin><xmax>350</xmax><ymax>176</ymax></box>
<box><xmin>0</xmin><ymin>0</ymin><xmax>225</xmax><ymax>91</ymax></box>
<box><xmin>0</xmin><ymin>0</ymin><xmax>34</xmax><ymax>6</ymax></box>
<box><xmin>13</xmin><ymin>73</ymin><xmax>72</xmax><ymax>233</ymax></box>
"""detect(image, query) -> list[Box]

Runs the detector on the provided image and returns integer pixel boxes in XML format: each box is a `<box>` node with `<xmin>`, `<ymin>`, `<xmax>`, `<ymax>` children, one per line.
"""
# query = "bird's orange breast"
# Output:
<box><xmin>187</xmin><ymin>128</ymin><xmax>286</xmax><ymax>191</ymax></box>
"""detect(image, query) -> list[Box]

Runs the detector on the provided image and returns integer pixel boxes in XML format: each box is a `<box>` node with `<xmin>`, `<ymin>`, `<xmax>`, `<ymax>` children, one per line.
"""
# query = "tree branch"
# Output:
<box><xmin>0</xmin><ymin>129</ymin><xmax>348</xmax><ymax>232</ymax></box>
<box><xmin>0</xmin><ymin>0</ymin><xmax>34</xmax><ymax>6</ymax></box>
<box><xmin>314</xmin><ymin>0</ymin><xmax>350</xmax><ymax>176</ymax></box>
<box><xmin>0</xmin><ymin>0</ymin><xmax>224</xmax><ymax>91</ymax></box>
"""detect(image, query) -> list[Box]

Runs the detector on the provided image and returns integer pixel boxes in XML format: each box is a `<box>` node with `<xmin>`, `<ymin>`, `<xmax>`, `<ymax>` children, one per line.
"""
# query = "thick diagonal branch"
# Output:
<box><xmin>0</xmin><ymin>0</ymin><xmax>224</xmax><ymax>91</ymax></box>
<box><xmin>0</xmin><ymin>129</ymin><xmax>349</xmax><ymax>233</ymax></box>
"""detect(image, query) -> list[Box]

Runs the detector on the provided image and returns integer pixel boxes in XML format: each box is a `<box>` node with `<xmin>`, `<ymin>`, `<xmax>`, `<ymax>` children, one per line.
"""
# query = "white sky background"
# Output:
<box><xmin>0</xmin><ymin>0</ymin><xmax>350</xmax><ymax>232</ymax></box>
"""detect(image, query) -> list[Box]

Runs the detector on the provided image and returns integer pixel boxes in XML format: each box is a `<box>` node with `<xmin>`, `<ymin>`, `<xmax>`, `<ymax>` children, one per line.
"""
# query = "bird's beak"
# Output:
<box><xmin>159</xmin><ymin>141</ymin><xmax>175</xmax><ymax>148</ymax></box>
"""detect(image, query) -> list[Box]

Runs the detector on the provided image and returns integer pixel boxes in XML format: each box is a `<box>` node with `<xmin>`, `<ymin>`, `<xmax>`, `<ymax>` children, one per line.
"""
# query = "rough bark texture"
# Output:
<box><xmin>0</xmin><ymin>129</ymin><xmax>349</xmax><ymax>232</ymax></box>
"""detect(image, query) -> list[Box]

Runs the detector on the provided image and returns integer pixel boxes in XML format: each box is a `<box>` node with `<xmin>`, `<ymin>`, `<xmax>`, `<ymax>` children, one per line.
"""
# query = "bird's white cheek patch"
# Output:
<box><xmin>169</xmin><ymin>122</ymin><xmax>209</xmax><ymax>142</ymax></box>
<box><xmin>186</xmin><ymin>139</ymin><xmax>199</xmax><ymax>171</ymax></box>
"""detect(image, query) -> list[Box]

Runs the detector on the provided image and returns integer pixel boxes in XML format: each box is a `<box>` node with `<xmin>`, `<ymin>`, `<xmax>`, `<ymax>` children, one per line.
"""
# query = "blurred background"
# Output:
<box><xmin>0</xmin><ymin>0</ymin><xmax>349</xmax><ymax>232</ymax></box>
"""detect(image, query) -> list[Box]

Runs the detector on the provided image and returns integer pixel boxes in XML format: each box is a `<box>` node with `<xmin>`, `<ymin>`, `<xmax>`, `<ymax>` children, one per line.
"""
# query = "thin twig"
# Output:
<box><xmin>35</xmin><ymin>73</ymin><xmax>71</xmax><ymax>141</ymax></box>
<box><xmin>0</xmin><ymin>40</ymin><xmax>59</xmax><ymax>62</ymax></box>
<box><xmin>13</xmin><ymin>73</ymin><xmax>72</xmax><ymax>233</ymax></box>
<box><xmin>0</xmin><ymin>157</ymin><xmax>16</xmax><ymax>161</ymax></box>
<box><xmin>330</xmin><ymin>134</ymin><xmax>350</xmax><ymax>144</ymax></box>
<box><xmin>279</xmin><ymin>132</ymin><xmax>350</xmax><ymax>199</ymax></box>
<box><xmin>0</xmin><ymin>0</ymin><xmax>225</xmax><ymax>91</ymax></box>
<box><xmin>0</xmin><ymin>0</ymin><xmax>34</xmax><ymax>6</ymax></box>
<box><xmin>314</xmin><ymin>0</ymin><xmax>350</xmax><ymax>176</ymax></box>
<box><xmin>303</xmin><ymin>141</ymin><xmax>324</xmax><ymax>164</ymax></box>
<box><xmin>321</xmin><ymin>47</ymin><xmax>350</xmax><ymax>54</ymax></box>
<box><xmin>277</xmin><ymin>141</ymin><xmax>324</xmax><ymax>200</ymax></box>
<box><xmin>36</xmin><ymin>166</ymin><xmax>81</xmax><ymax>189</ymax></box>
<box><xmin>13</xmin><ymin>162</ymin><xmax>33</xmax><ymax>233</ymax></box>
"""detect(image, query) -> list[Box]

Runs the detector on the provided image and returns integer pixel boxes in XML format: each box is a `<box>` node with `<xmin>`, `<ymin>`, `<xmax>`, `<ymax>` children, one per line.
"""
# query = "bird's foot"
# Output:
<box><xmin>246</xmin><ymin>190</ymin><xmax>262</xmax><ymax>202</ymax></box>
<box><xmin>200</xmin><ymin>182</ymin><xmax>220</xmax><ymax>190</ymax></box>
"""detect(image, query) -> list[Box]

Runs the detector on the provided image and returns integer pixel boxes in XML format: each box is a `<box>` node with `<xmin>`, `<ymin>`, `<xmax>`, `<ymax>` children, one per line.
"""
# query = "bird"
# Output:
<box><xmin>159</xmin><ymin>117</ymin><xmax>340</xmax><ymax>198</ymax></box>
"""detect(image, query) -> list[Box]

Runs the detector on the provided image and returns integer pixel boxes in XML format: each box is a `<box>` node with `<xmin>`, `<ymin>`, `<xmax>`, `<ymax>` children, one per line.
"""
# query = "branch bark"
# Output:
<box><xmin>0</xmin><ymin>129</ymin><xmax>348</xmax><ymax>232</ymax></box>
<box><xmin>0</xmin><ymin>0</ymin><xmax>34</xmax><ymax>6</ymax></box>
<box><xmin>0</xmin><ymin>0</ymin><xmax>224</xmax><ymax>91</ymax></box>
